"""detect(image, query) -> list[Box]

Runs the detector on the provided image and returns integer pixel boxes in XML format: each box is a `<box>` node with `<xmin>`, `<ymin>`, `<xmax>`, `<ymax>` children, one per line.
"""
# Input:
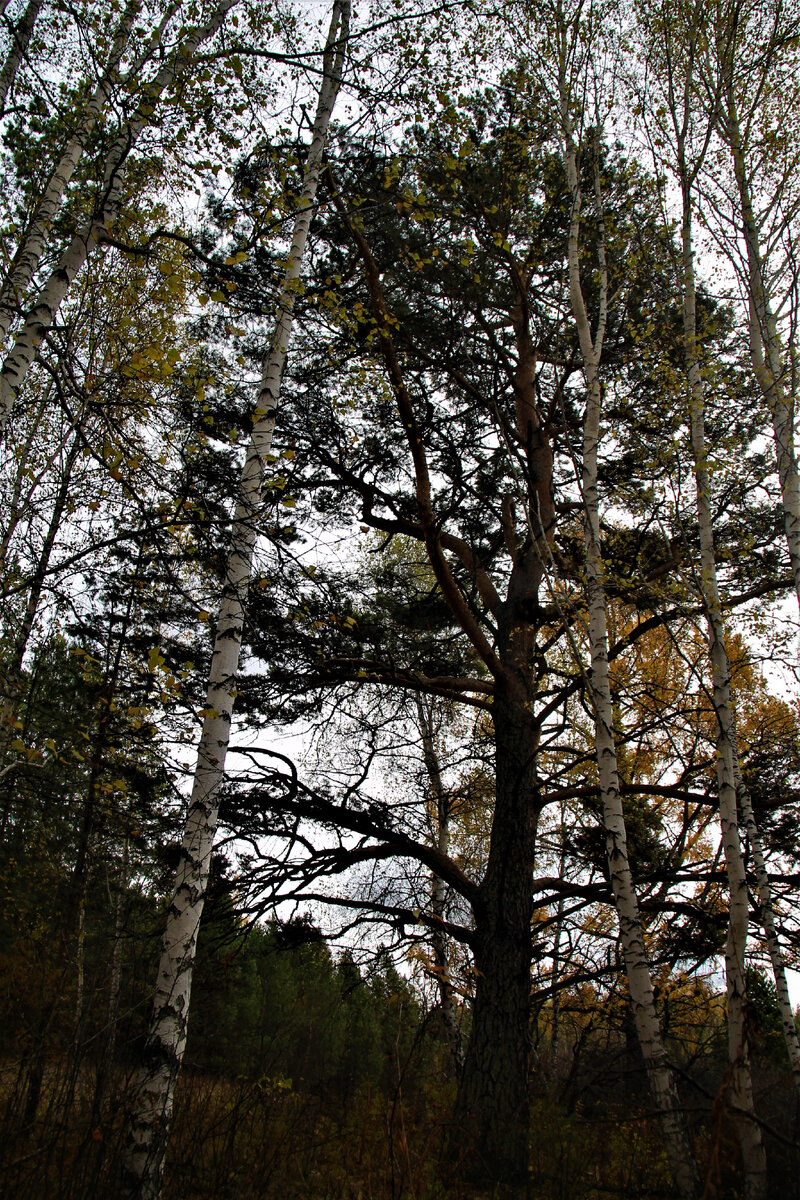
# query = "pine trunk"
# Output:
<box><xmin>450</xmin><ymin>685</ymin><xmax>539</xmax><ymax>1192</ymax></box>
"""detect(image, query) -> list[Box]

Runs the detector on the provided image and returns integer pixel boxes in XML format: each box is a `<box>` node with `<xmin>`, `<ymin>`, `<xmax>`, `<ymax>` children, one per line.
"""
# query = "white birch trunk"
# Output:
<box><xmin>721</xmin><ymin>85</ymin><xmax>800</xmax><ymax>613</ymax></box>
<box><xmin>0</xmin><ymin>0</ymin><xmax>42</xmax><ymax>116</ymax></box>
<box><xmin>120</xmin><ymin>6</ymin><xmax>349</xmax><ymax>1196</ymax></box>
<box><xmin>0</xmin><ymin>0</ymin><xmax>173</xmax><ymax>346</ymax></box>
<box><xmin>713</xmin><ymin>75</ymin><xmax>800</xmax><ymax>1086</ymax></box>
<box><xmin>560</xmin><ymin>96</ymin><xmax>699</xmax><ymax>1199</ymax></box>
<box><xmin>681</xmin><ymin>182</ymin><xmax>767</xmax><ymax>1199</ymax></box>
<box><xmin>0</xmin><ymin>0</ymin><xmax>237</xmax><ymax>431</ymax></box>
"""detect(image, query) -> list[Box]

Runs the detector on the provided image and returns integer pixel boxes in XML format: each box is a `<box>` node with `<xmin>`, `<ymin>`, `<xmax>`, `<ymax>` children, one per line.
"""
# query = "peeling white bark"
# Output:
<box><xmin>560</xmin><ymin>84</ymin><xmax>699</xmax><ymax>1200</ymax></box>
<box><xmin>720</xmin><ymin>81</ymin><xmax>800</xmax><ymax>615</ymax></box>
<box><xmin>0</xmin><ymin>1</ymin><xmax>178</xmax><ymax>346</ymax></box>
<box><xmin>0</xmin><ymin>0</ymin><xmax>235</xmax><ymax>432</ymax></box>
<box><xmin>0</xmin><ymin>0</ymin><xmax>42</xmax><ymax>116</ymax></box>
<box><xmin>120</xmin><ymin>6</ymin><xmax>349</xmax><ymax>1197</ymax></box>
<box><xmin>681</xmin><ymin>178</ymin><xmax>767</xmax><ymax>1199</ymax></box>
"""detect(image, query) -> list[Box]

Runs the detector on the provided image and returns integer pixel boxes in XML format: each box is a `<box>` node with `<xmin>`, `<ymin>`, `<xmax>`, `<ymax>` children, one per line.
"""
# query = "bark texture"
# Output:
<box><xmin>681</xmin><ymin>176</ymin><xmax>767</xmax><ymax>1200</ymax></box>
<box><xmin>720</xmin><ymin>72</ymin><xmax>800</xmax><ymax>614</ymax></box>
<box><xmin>120</xmin><ymin>6</ymin><xmax>349</xmax><ymax>1196</ymax></box>
<box><xmin>560</xmin><ymin>89</ymin><xmax>699</xmax><ymax>1200</ymax></box>
<box><xmin>0</xmin><ymin>0</ymin><xmax>236</xmax><ymax>431</ymax></box>
<box><xmin>450</xmin><ymin>686</ymin><xmax>539</xmax><ymax>1190</ymax></box>
<box><xmin>0</xmin><ymin>0</ymin><xmax>159</xmax><ymax>345</ymax></box>
<box><xmin>0</xmin><ymin>0</ymin><xmax>42</xmax><ymax>116</ymax></box>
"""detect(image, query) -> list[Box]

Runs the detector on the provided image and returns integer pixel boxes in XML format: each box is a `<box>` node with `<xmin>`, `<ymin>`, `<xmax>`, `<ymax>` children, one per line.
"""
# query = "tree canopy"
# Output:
<box><xmin>2</xmin><ymin>1</ymin><xmax>800</xmax><ymax>1197</ymax></box>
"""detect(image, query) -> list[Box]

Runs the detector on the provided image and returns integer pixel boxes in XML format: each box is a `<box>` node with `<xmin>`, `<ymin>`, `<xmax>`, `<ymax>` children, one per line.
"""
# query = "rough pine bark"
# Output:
<box><xmin>120</xmin><ymin>6</ymin><xmax>349</xmax><ymax>1196</ymax></box>
<box><xmin>449</xmin><ymin>682</ymin><xmax>539</xmax><ymax>1190</ymax></box>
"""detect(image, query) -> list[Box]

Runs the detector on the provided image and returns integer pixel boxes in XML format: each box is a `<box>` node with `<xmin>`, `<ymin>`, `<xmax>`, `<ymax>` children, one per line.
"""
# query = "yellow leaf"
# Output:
<box><xmin>147</xmin><ymin>646</ymin><xmax>166</xmax><ymax>671</ymax></box>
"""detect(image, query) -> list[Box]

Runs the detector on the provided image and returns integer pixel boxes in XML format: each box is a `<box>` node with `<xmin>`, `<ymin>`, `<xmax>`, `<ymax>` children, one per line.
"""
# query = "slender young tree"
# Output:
<box><xmin>121</xmin><ymin>5</ymin><xmax>350</xmax><ymax>1195</ymax></box>
<box><xmin>0</xmin><ymin>0</ymin><xmax>239</xmax><ymax>430</ymax></box>
<box><xmin>556</xmin><ymin>14</ymin><xmax>699</xmax><ymax>1194</ymax></box>
<box><xmin>678</xmin><ymin>111</ymin><xmax>767</xmax><ymax>1200</ymax></box>
<box><xmin>706</xmin><ymin>0</ymin><xmax>800</xmax><ymax>615</ymax></box>
<box><xmin>645</xmin><ymin>0</ymin><xmax>800</xmax><ymax>1119</ymax></box>
<box><xmin>667</xmin><ymin>0</ymin><xmax>798</xmax><ymax>1152</ymax></box>
<box><xmin>414</xmin><ymin>694</ymin><xmax>464</xmax><ymax>1069</ymax></box>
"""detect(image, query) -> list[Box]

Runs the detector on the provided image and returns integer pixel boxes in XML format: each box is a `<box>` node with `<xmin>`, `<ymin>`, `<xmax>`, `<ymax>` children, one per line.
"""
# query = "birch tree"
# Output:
<box><xmin>702</xmin><ymin>0</ymin><xmax>800</xmax><ymax>615</ymax></box>
<box><xmin>554</xmin><ymin>9</ymin><xmax>699</xmax><ymax>1194</ymax></box>
<box><xmin>0</xmin><ymin>0</ymin><xmax>176</xmax><ymax>347</ymax></box>
<box><xmin>0</xmin><ymin>0</ymin><xmax>43</xmax><ymax>116</ymax></box>
<box><xmin>642</xmin><ymin>0</ymin><xmax>800</xmax><ymax>1114</ymax></box>
<box><xmin>121</xmin><ymin>5</ymin><xmax>350</xmax><ymax>1195</ymax></box>
<box><xmin>670</xmin><ymin>44</ymin><xmax>768</xmax><ymax>1188</ymax></box>
<box><xmin>0</xmin><ymin>0</ymin><xmax>239</xmax><ymax>431</ymax></box>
